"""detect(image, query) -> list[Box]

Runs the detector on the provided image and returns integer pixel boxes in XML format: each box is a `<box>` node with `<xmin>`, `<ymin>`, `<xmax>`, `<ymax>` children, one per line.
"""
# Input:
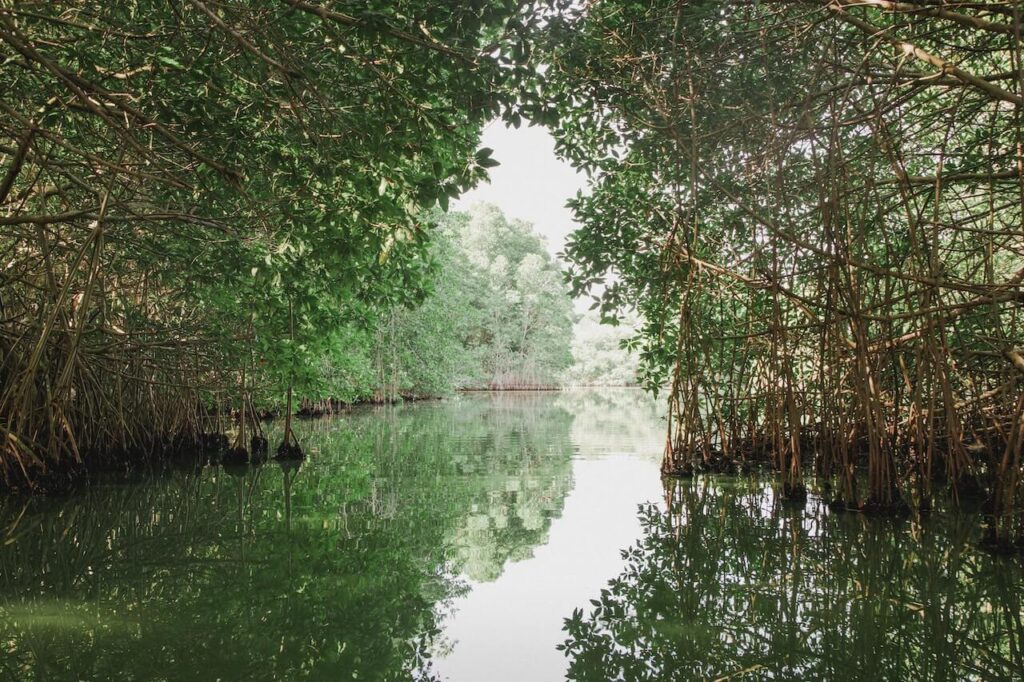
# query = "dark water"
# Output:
<box><xmin>1</xmin><ymin>391</ymin><xmax>1021</xmax><ymax>681</ymax></box>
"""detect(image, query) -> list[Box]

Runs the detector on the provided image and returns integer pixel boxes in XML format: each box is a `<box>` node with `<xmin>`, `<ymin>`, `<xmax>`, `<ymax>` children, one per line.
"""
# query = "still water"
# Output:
<box><xmin>1</xmin><ymin>391</ymin><xmax>1021</xmax><ymax>681</ymax></box>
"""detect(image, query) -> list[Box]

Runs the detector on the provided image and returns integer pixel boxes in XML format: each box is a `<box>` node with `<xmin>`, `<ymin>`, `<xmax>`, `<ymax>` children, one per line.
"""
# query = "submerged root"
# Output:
<box><xmin>953</xmin><ymin>474</ymin><xmax>987</xmax><ymax>502</ymax></box>
<box><xmin>979</xmin><ymin>525</ymin><xmax>1024</xmax><ymax>557</ymax></box>
<box><xmin>201</xmin><ymin>432</ymin><xmax>228</xmax><ymax>454</ymax></box>
<box><xmin>274</xmin><ymin>441</ymin><xmax>303</xmax><ymax>461</ymax></box>
<box><xmin>251</xmin><ymin>435</ymin><xmax>268</xmax><ymax>464</ymax></box>
<box><xmin>662</xmin><ymin>460</ymin><xmax>694</xmax><ymax>478</ymax></box>
<box><xmin>696</xmin><ymin>456</ymin><xmax>737</xmax><ymax>475</ymax></box>
<box><xmin>827</xmin><ymin>497</ymin><xmax>862</xmax><ymax>513</ymax></box>
<box><xmin>781</xmin><ymin>482</ymin><xmax>808</xmax><ymax>503</ymax></box>
<box><xmin>223</xmin><ymin>447</ymin><xmax>249</xmax><ymax>466</ymax></box>
<box><xmin>863</xmin><ymin>496</ymin><xmax>912</xmax><ymax>517</ymax></box>
<box><xmin>277</xmin><ymin>458</ymin><xmax>302</xmax><ymax>474</ymax></box>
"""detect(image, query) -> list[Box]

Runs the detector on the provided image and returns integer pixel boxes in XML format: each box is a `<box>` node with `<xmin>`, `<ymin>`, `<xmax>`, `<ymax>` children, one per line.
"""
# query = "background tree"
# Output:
<box><xmin>448</xmin><ymin>203</ymin><xmax>575</xmax><ymax>389</ymax></box>
<box><xmin>565</xmin><ymin>309</ymin><xmax>641</xmax><ymax>387</ymax></box>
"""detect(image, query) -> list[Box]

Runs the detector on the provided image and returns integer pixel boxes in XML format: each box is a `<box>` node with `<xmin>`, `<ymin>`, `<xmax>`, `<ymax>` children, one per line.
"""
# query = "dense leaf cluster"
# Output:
<box><xmin>0</xmin><ymin>1</ymin><xmax>547</xmax><ymax>485</ymax></box>
<box><xmin>532</xmin><ymin>0</ymin><xmax>1024</xmax><ymax>532</ymax></box>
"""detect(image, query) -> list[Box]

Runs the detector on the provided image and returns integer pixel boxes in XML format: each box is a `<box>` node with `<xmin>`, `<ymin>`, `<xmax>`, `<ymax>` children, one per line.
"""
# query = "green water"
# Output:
<box><xmin>0</xmin><ymin>391</ymin><xmax>1021</xmax><ymax>681</ymax></box>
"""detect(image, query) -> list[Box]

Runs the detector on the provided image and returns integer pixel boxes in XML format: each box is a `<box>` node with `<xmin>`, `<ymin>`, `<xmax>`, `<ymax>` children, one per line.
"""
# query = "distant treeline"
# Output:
<box><xmin>331</xmin><ymin>204</ymin><xmax>576</xmax><ymax>401</ymax></box>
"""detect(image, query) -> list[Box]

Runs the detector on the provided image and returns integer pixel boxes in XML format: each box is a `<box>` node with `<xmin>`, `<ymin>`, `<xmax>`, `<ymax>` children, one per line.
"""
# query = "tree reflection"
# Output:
<box><xmin>561</xmin><ymin>477</ymin><xmax>1024</xmax><ymax>681</ymax></box>
<box><xmin>0</xmin><ymin>395</ymin><xmax>575</xmax><ymax>680</ymax></box>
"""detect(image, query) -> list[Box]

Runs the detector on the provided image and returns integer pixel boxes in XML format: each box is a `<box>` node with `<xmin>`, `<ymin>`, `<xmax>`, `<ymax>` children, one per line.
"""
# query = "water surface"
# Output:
<box><xmin>1</xmin><ymin>391</ymin><xmax>1021</xmax><ymax>680</ymax></box>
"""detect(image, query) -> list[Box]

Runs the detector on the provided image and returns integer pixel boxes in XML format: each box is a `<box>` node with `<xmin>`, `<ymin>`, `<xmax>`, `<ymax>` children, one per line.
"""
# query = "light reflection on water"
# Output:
<box><xmin>435</xmin><ymin>454</ymin><xmax>663</xmax><ymax>681</ymax></box>
<box><xmin>1</xmin><ymin>389</ymin><xmax>1021</xmax><ymax>681</ymax></box>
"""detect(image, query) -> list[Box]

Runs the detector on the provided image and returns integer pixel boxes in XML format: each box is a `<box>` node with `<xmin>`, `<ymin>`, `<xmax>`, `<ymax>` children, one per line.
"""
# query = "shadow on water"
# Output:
<box><xmin>0</xmin><ymin>394</ymin><xmax>576</xmax><ymax>681</ymax></box>
<box><xmin>560</xmin><ymin>475</ymin><xmax>1024</xmax><ymax>681</ymax></box>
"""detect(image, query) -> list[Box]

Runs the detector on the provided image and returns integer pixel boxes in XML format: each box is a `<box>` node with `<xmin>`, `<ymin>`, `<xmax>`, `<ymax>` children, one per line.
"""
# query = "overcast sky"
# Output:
<box><xmin>452</xmin><ymin>121</ymin><xmax>587</xmax><ymax>260</ymax></box>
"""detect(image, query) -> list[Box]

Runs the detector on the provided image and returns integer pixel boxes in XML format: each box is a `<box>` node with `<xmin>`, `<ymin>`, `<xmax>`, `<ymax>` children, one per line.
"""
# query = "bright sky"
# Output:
<box><xmin>452</xmin><ymin>121</ymin><xmax>587</xmax><ymax>261</ymax></box>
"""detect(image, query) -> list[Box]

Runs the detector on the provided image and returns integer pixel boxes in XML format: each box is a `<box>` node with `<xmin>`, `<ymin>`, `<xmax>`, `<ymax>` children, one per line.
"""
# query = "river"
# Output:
<box><xmin>1</xmin><ymin>390</ymin><xmax>1021</xmax><ymax>680</ymax></box>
